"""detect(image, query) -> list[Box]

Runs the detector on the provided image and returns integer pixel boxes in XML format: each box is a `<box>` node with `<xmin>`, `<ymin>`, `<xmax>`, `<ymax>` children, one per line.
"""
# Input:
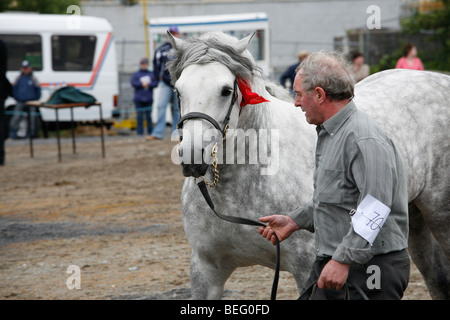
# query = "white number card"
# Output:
<box><xmin>351</xmin><ymin>194</ymin><xmax>391</xmax><ymax>245</ymax></box>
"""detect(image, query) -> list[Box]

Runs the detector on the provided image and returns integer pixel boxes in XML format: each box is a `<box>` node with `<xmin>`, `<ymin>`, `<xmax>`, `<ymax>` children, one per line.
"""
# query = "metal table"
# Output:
<box><xmin>26</xmin><ymin>101</ymin><xmax>105</xmax><ymax>162</ymax></box>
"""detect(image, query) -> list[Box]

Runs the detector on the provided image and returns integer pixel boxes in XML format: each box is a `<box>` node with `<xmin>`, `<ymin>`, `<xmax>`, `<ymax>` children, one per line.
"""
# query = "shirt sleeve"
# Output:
<box><xmin>332</xmin><ymin>137</ymin><xmax>397</xmax><ymax>265</ymax></box>
<box><xmin>289</xmin><ymin>199</ymin><xmax>315</xmax><ymax>233</ymax></box>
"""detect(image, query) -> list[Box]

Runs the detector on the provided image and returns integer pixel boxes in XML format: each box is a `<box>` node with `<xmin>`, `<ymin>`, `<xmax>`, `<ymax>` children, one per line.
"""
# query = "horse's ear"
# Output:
<box><xmin>234</xmin><ymin>32</ymin><xmax>256</xmax><ymax>54</ymax></box>
<box><xmin>167</xmin><ymin>30</ymin><xmax>185</xmax><ymax>50</ymax></box>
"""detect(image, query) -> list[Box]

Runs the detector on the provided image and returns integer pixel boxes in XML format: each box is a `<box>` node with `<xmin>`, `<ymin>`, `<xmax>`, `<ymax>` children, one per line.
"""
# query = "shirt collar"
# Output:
<box><xmin>320</xmin><ymin>100</ymin><xmax>357</xmax><ymax>137</ymax></box>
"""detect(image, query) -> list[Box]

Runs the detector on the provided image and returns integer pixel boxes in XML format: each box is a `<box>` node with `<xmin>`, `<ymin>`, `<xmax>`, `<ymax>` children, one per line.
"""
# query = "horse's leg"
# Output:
<box><xmin>189</xmin><ymin>250</ymin><xmax>234</xmax><ymax>300</ymax></box>
<box><xmin>290</xmin><ymin>263</ymin><xmax>313</xmax><ymax>297</ymax></box>
<box><xmin>408</xmin><ymin>203</ymin><xmax>450</xmax><ymax>299</ymax></box>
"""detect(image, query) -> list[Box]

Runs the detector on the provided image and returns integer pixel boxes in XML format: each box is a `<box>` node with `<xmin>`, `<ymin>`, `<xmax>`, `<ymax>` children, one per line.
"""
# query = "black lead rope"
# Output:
<box><xmin>196</xmin><ymin>180</ymin><xmax>281</xmax><ymax>300</ymax></box>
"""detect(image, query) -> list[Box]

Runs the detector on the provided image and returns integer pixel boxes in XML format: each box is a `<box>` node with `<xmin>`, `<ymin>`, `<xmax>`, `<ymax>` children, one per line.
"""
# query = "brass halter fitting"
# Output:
<box><xmin>195</xmin><ymin>142</ymin><xmax>220</xmax><ymax>187</ymax></box>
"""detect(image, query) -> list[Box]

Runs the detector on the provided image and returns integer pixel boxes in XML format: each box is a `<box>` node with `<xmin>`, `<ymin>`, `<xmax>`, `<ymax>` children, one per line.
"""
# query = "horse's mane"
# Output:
<box><xmin>265</xmin><ymin>82</ymin><xmax>294</xmax><ymax>103</ymax></box>
<box><xmin>167</xmin><ymin>32</ymin><xmax>293</xmax><ymax>102</ymax></box>
<box><xmin>167</xmin><ymin>32</ymin><xmax>260</xmax><ymax>85</ymax></box>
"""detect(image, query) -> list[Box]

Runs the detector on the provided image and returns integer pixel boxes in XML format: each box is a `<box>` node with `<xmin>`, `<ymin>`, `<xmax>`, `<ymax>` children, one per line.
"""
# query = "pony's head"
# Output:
<box><xmin>167</xmin><ymin>31</ymin><xmax>266</xmax><ymax>179</ymax></box>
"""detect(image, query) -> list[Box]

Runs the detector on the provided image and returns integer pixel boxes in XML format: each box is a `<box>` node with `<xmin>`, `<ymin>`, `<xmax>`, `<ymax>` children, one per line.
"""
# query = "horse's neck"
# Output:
<box><xmin>219</xmin><ymin>79</ymin><xmax>316</xmax><ymax>188</ymax></box>
<box><xmin>237</xmin><ymin>78</ymin><xmax>273</xmax><ymax>130</ymax></box>
<box><xmin>214</xmin><ymin>91</ymin><xmax>316</xmax><ymax>212</ymax></box>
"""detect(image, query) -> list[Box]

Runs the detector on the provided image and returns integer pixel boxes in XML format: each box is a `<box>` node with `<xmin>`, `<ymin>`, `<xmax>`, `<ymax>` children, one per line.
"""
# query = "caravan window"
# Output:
<box><xmin>0</xmin><ymin>34</ymin><xmax>43</xmax><ymax>71</ymax></box>
<box><xmin>52</xmin><ymin>35</ymin><xmax>97</xmax><ymax>71</ymax></box>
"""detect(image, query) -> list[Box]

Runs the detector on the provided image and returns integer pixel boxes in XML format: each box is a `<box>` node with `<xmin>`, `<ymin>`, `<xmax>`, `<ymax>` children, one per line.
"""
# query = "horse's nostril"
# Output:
<box><xmin>178</xmin><ymin>146</ymin><xmax>183</xmax><ymax>157</ymax></box>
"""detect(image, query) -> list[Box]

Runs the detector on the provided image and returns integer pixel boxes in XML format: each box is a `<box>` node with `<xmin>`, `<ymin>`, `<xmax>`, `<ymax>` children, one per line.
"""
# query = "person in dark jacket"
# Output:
<box><xmin>130</xmin><ymin>57</ymin><xmax>158</xmax><ymax>136</ymax></box>
<box><xmin>9</xmin><ymin>60</ymin><xmax>41</xmax><ymax>139</ymax></box>
<box><xmin>147</xmin><ymin>26</ymin><xmax>181</xmax><ymax>141</ymax></box>
<box><xmin>280</xmin><ymin>50</ymin><xmax>308</xmax><ymax>95</ymax></box>
<box><xmin>0</xmin><ymin>39</ymin><xmax>12</xmax><ymax>165</ymax></box>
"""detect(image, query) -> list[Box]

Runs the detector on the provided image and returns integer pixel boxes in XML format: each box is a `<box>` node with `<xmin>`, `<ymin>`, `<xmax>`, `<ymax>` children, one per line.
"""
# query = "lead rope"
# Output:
<box><xmin>196</xmin><ymin>180</ymin><xmax>281</xmax><ymax>300</ymax></box>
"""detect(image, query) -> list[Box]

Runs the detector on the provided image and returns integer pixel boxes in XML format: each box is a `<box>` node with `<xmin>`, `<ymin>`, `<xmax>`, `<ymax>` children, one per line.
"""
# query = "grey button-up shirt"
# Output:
<box><xmin>290</xmin><ymin>101</ymin><xmax>408</xmax><ymax>265</ymax></box>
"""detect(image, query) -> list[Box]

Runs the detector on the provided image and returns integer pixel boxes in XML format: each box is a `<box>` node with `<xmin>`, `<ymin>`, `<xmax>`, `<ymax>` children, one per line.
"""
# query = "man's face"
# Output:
<box><xmin>21</xmin><ymin>66</ymin><xmax>32</xmax><ymax>75</ymax></box>
<box><xmin>293</xmin><ymin>72</ymin><xmax>324</xmax><ymax>126</ymax></box>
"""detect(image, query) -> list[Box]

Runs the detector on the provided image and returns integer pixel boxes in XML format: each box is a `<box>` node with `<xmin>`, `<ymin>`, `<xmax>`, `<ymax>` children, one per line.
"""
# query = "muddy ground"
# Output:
<box><xmin>0</xmin><ymin>130</ymin><xmax>431</xmax><ymax>300</ymax></box>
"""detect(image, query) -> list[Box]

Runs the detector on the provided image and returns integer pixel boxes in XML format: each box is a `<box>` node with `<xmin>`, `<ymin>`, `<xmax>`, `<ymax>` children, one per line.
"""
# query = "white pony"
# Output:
<box><xmin>168</xmin><ymin>31</ymin><xmax>450</xmax><ymax>300</ymax></box>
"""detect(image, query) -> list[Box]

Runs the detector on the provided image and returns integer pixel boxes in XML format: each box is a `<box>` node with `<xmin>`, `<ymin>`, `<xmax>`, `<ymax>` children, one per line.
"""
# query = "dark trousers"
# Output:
<box><xmin>303</xmin><ymin>249</ymin><xmax>410</xmax><ymax>300</ymax></box>
<box><xmin>135</xmin><ymin>101</ymin><xmax>152</xmax><ymax>136</ymax></box>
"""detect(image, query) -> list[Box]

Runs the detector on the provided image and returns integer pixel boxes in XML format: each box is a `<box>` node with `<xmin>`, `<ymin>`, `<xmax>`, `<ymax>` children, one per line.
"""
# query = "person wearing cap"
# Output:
<box><xmin>130</xmin><ymin>57</ymin><xmax>158</xmax><ymax>136</ymax></box>
<box><xmin>258</xmin><ymin>51</ymin><xmax>409</xmax><ymax>300</ymax></box>
<box><xmin>280</xmin><ymin>50</ymin><xmax>308</xmax><ymax>95</ymax></box>
<box><xmin>147</xmin><ymin>26</ymin><xmax>181</xmax><ymax>141</ymax></box>
<box><xmin>9</xmin><ymin>60</ymin><xmax>41</xmax><ymax>139</ymax></box>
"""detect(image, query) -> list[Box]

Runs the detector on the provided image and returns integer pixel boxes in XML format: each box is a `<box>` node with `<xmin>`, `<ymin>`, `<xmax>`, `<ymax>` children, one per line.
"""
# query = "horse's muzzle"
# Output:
<box><xmin>180</xmin><ymin>162</ymin><xmax>209</xmax><ymax>178</ymax></box>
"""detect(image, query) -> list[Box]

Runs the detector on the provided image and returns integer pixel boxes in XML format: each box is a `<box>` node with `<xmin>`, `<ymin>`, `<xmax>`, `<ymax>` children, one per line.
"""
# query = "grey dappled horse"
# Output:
<box><xmin>168</xmin><ymin>31</ymin><xmax>450</xmax><ymax>299</ymax></box>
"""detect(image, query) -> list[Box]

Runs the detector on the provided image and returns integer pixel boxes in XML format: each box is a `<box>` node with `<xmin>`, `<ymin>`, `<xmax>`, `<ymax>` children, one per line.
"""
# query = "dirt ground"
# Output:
<box><xmin>0</xmin><ymin>129</ymin><xmax>431</xmax><ymax>300</ymax></box>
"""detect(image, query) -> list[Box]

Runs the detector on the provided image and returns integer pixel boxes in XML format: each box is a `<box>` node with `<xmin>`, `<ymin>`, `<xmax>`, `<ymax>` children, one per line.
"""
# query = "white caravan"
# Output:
<box><xmin>0</xmin><ymin>13</ymin><xmax>119</xmax><ymax>122</ymax></box>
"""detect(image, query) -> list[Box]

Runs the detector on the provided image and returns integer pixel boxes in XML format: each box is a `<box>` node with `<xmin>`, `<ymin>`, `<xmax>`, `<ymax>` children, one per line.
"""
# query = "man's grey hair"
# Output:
<box><xmin>296</xmin><ymin>51</ymin><xmax>355</xmax><ymax>101</ymax></box>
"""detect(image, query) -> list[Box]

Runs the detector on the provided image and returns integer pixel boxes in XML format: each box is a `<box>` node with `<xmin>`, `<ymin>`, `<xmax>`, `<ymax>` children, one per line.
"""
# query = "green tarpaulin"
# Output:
<box><xmin>45</xmin><ymin>86</ymin><xmax>96</xmax><ymax>105</ymax></box>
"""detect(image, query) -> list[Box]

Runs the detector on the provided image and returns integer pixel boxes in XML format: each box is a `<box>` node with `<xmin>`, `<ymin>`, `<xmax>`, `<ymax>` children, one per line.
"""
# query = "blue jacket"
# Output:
<box><xmin>153</xmin><ymin>42</ymin><xmax>173</xmax><ymax>87</ymax></box>
<box><xmin>13</xmin><ymin>73</ymin><xmax>41</xmax><ymax>102</ymax></box>
<box><xmin>131</xmin><ymin>69</ymin><xmax>158</xmax><ymax>104</ymax></box>
<box><xmin>280</xmin><ymin>62</ymin><xmax>300</xmax><ymax>91</ymax></box>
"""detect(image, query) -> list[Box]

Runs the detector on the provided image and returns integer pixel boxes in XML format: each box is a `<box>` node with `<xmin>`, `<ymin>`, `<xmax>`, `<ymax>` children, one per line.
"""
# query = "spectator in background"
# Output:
<box><xmin>131</xmin><ymin>57</ymin><xmax>158</xmax><ymax>136</ymax></box>
<box><xmin>395</xmin><ymin>43</ymin><xmax>424</xmax><ymax>71</ymax></box>
<box><xmin>9</xmin><ymin>60</ymin><xmax>41</xmax><ymax>139</ymax></box>
<box><xmin>351</xmin><ymin>52</ymin><xmax>370</xmax><ymax>82</ymax></box>
<box><xmin>0</xmin><ymin>39</ymin><xmax>12</xmax><ymax>165</ymax></box>
<box><xmin>280</xmin><ymin>50</ymin><xmax>308</xmax><ymax>94</ymax></box>
<box><xmin>147</xmin><ymin>25</ymin><xmax>181</xmax><ymax>141</ymax></box>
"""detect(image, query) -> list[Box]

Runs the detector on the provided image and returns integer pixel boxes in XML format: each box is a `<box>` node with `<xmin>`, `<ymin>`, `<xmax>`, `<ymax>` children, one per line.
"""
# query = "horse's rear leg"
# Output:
<box><xmin>189</xmin><ymin>250</ymin><xmax>234</xmax><ymax>300</ymax></box>
<box><xmin>408</xmin><ymin>203</ymin><xmax>450</xmax><ymax>299</ymax></box>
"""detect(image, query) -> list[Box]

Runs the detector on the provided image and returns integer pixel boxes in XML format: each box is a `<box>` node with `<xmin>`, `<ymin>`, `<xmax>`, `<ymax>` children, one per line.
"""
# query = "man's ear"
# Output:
<box><xmin>315</xmin><ymin>87</ymin><xmax>326</xmax><ymax>103</ymax></box>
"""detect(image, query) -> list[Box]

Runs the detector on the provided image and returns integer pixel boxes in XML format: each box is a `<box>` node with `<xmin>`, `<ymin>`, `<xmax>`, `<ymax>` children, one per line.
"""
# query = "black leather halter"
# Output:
<box><xmin>176</xmin><ymin>78</ymin><xmax>238</xmax><ymax>141</ymax></box>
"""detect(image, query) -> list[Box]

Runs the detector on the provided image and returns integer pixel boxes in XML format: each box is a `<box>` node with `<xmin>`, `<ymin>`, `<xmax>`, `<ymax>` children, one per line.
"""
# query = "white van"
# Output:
<box><xmin>0</xmin><ymin>13</ymin><xmax>119</xmax><ymax>122</ymax></box>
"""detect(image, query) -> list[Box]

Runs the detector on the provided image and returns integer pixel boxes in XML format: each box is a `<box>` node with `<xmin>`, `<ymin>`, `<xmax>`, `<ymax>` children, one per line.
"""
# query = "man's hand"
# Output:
<box><xmin>317</xmin><ymin>259</ymin><xmax>350</xmax><ymax>290</ymax></box>
<box><xmin>258</xmin><ymin>215</ymin><xmax>300</xmax><ymax>245</ymax></box>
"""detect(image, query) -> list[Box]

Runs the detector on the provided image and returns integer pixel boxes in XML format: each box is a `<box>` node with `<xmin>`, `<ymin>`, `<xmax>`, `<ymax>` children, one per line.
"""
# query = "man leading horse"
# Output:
<box><xmin>258</xmin><ymin>51</ymin><xmax>410</xmax><ymax>300</ymax></box>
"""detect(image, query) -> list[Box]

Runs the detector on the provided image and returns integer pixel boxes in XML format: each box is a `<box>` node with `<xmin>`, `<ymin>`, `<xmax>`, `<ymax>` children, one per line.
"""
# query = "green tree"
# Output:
<box><xmin>1</xmin><ymin>0</ymin><xmax>81</xmax><ymax>14</ymax></box>
<box><xmin>0</xmin><ymin>0</ymin><xmax>13</xmax><ymax>12</ymax></box>
<box><xmin>401</xmin><ymin>0</ymin><xmax>450</xmax><ymax>70</ymax></box>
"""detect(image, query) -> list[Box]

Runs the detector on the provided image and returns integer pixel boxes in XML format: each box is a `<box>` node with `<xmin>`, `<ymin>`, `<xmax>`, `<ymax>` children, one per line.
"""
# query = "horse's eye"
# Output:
<box><xmin>221</xmin><ymin>86</ymin><xmax>232</xmax><ymax>97</ymax></box>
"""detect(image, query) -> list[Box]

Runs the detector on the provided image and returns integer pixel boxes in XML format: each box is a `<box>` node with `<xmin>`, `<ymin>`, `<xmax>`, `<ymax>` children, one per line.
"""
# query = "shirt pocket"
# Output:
<box><xmin>316</xmin><ymin>169</ymin><xmax>344</xmax><ymax>204</ymax></box>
